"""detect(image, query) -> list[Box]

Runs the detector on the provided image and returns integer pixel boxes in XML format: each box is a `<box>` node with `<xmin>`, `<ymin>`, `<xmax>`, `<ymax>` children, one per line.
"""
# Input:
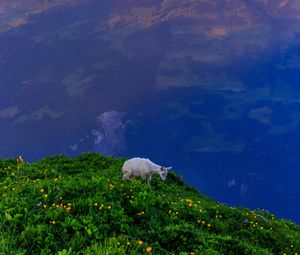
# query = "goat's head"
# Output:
<box><xmin>159</xmin><ymin>166</ymin><xmax>172</xmax><ymax>181</ymax></box>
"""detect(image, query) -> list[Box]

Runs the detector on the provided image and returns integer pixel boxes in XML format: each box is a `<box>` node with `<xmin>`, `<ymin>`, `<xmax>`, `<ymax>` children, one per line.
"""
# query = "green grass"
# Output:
<box><xmin>0</xmin><ymin>153</ymin><xmax>299</xmax><ymax>254</ymax></box>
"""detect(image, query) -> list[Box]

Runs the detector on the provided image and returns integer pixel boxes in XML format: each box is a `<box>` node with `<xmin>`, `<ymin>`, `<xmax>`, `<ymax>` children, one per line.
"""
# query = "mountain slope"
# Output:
<box><xmin>1</xmin><ymin>0</ymin><xmax>300</xmax><ymax>160</ymax></box>
<box><xmin>0</xmin><ymin>153</ymin><xmax>299</xmax><ymax>254</ymax></box>
<box><xmin>0</xmin><ymin>0</ymin><xmax>300</xmax><ymax>226</ymax></box>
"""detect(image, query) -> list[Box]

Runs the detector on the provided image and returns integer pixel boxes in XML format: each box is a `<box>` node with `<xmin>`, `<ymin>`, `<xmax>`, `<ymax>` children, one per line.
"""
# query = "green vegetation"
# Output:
<box><xmin>0</xmin><ymin>153</ymin><xmax>299</xmax><ymax>254</ymax></box>
<box><xmin>15</xmin><ymin>106</ymin><xmax>63</xmax><ymax>123</ymax></box>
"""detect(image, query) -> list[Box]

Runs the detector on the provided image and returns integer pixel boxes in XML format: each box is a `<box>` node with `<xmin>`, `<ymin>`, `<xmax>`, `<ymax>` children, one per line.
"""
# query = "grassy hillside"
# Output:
<box><xmin>0</xmin><ymin>153</ymin><xmax>299</xmax><ymax>255</ymax></box>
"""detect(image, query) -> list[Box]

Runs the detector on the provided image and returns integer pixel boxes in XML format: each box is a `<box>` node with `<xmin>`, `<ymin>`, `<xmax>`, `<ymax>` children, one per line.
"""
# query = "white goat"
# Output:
<box><xmin>122</xmin><ymin>157</ymin><xmax>171</xmax><ymax>185</ymax></box>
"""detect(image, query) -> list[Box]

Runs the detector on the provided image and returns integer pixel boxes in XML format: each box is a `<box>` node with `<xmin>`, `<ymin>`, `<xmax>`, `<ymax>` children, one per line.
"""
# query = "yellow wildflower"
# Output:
<box><xmin>107</xmin><ymin>205</ymin><xmax>112</xmax><ymax>209</ymax></box>
<box><xmin>138</xmin><ymin>240</ymin><xmax>143</xmax><ymax>246</ymax></box>
<box><xmin>146</xmin><ymin>247</ymin><xmax>152</xmax><ymax>252</ymax></box>
<box><xmin>40</xmin><ymin>189</ymin><xmax>44</xmax><ymax>193</ymax></box>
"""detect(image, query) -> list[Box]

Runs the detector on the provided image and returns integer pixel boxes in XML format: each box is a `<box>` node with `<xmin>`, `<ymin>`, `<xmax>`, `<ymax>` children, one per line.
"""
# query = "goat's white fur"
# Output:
<box><xmin>122</xmin><ymin>157</ymin><xmax>171</xmax><ymax>184</ymax></box>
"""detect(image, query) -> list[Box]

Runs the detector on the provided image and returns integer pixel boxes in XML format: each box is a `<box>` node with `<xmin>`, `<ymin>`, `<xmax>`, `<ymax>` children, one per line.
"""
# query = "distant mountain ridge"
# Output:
<box><xmin>0</xmin><ymin>0</ymin><xmax>90</xmax><ymax>32</ymax></box>
<box><xmin>104</xmin><ymin>0</ymin><xmax>300</xmax><ymax>30</ymax></box>
<box><xmin>1</xmin><ymin>0</ymin><xmax>300</xmax><ymax>33</ymax></box>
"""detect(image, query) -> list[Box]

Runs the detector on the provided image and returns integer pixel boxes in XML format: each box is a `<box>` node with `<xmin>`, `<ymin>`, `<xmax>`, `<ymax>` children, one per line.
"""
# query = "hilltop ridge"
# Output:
<box><xmin>0</xmin><ymin>153</ymin><xmax>299</xmax><ymax>254</ymax></box>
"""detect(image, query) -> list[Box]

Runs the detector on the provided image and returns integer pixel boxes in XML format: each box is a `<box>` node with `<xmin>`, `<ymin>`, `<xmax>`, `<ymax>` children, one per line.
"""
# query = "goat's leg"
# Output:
<box><xmin>147</xmin><ymin>175</ymin><xmax>152</xmax><ymax>185</ymax></box>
